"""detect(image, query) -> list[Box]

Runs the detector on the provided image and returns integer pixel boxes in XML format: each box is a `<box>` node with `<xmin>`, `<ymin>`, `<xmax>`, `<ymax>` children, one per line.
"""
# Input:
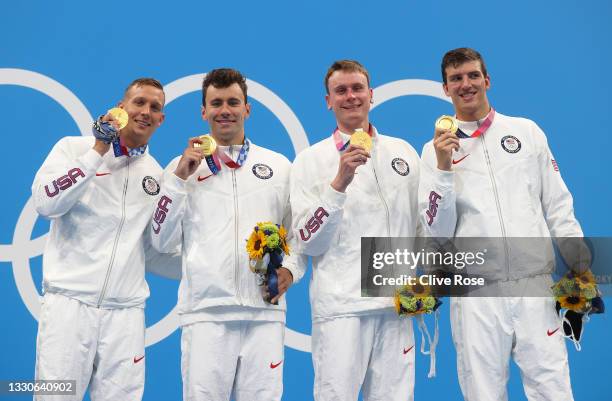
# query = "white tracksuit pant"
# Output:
<box><xmin>451</xmin><ymin>295</ymin><xmax>573</xmax><ymax>401</ymax></box>
<box><xmin>34</xmin><ymin>293</ymin><xmax>145</xmax><ymax>401</ymax></box>
<box><xmin>181</xmin><ymin>320</ymin><xmax>284</xmax><ymax>401</ymax></box>
<box><xmin>312</xmin><ymin>312</ymin><xmax>415</xmax><ymax>401</ymax></box>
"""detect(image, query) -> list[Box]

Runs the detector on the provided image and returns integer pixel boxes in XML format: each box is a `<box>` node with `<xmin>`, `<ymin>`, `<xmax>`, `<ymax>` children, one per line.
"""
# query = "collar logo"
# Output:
<box><xmin>501</xmin><ymin>135</ymin><xmax>521</xmax><ymax>153</ymax></box>
<box><xmin>142</xmin><ymin>176</ymin><xmax>160</xmax><ymax>196</ymax></box>
<box><xmin>252</xmin><ymin>163</ymin><xmax>273</xmax><ymax>179</ymax></box>
<box><xmin>391</xmin><ymin>157</ymin><xmax>410</xmax><ymax>176</ymax></box>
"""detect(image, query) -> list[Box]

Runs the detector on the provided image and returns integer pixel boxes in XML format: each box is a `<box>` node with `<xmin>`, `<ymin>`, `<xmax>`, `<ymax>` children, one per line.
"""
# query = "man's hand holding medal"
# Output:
<box><xmin>174</xmin><ymin>136</ymin><xmax>211</xmax><ymax>180</ymax></box>
<box><xmin>331</xmin><ymin>128</ymin><xmax>372</xmax><ymax>193</ymax></box>
<box><xmin>92</xmin><ymin>107</ymin><xmax>128</xmax><ymax>156</ymax></box>
<box><xmin>433</xmin><ymin>115</ymin><xmax>460</xmax><ymax>171</ymax></box>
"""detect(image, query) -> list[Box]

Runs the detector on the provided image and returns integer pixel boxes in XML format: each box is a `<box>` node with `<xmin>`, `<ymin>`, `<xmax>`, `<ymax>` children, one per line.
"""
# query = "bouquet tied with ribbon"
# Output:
<box><xmin>552</xmin><ymin>269</ymin><xmax>605</xmax><ymax>349</ymax></box>
<box><xmin>394</xmin><ymin>280</ymin><xmax>443</xmax><ymax>378</ymax></box>
<box><xmin>246</xmin><ymin>222</ymin><xmax>290</xmax><ymax>304</ymax></box>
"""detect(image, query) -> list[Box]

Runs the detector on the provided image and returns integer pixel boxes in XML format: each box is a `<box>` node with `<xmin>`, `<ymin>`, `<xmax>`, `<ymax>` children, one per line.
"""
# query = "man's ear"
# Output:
<box><xmin>442</xmin><ymin>83</ymin><xmax>450</xmax><ymax>97</ymax></box>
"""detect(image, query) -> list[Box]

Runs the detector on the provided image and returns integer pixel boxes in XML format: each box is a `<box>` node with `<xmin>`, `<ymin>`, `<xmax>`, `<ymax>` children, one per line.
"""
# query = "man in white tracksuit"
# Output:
<box><xmin>291</xmin><ymin>60</ymin><xmax>421</xmax><ymax>401</ymax></box>
<box><xmin>420</xmin><ymin>47</ymin><xmax>582</xmax><ymax>401</ymax></box>
<box><xmin>150</xmin><ymin>68</ymin><xmax>304</xmax><ymax>401</ymax></box>
<box><xmin>32</xmin><ymin>78</ymin><xmax>175</xmax><ymax>400</ymax></box>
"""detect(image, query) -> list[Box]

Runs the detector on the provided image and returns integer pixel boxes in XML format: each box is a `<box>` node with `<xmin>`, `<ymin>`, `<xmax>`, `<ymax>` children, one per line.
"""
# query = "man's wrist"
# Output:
<box><xmin>330</xmin><ymin>178</ymin><xmax>347</xmax><ymax>193</ymax></box>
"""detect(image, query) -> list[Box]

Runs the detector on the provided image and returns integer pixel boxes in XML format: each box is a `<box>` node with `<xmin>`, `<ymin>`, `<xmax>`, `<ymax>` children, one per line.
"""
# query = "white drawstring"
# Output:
<box><xmin>560</xmin><ymin>308</ymin><xmax>591</xmax><ymax>352</ymax></box>
<box><xmin>416</xmin><ymin>310</ymin><xmax>439</xmax><ymax>378</ymax></box>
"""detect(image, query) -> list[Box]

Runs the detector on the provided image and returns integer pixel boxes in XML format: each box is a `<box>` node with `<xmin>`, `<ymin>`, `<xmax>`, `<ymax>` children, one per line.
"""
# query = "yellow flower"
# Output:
<box><xmin>411</xmin><ymin>280</ymin><xmax>431</xmax><ymax>297</ymax></box>
<box><xmin>393</xmin><ymin>291</ymin><xmax>402</xmax><ymax>314</ymax></box>
<box><xmin>559</xmin><ymin>295</ymin><xmax>587</xmax><ymax>312</ymax></box>
<box><xmin>279</xmin><ymin>225</ymin><xmax>287</xmax><ymax>240</ymax></box>
<box><xmin>246</xmin><ymin>230</ymin><xmax>267</xmax><ymax>260</ymax></box>
<box><xmin>575</xmin><ymin>270</ymin><xmax>596</xmax><ymax>290</ymax></box>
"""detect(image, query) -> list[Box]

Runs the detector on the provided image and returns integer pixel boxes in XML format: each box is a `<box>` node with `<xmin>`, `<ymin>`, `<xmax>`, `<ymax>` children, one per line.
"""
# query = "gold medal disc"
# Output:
<box><xmin>350</xmin><ymin>129</ymin><xmax>372</xmax><ymax>152</ymax></box>
<box><xmin>107</xmin><ymin>108</ymin><xmax>129</xmax><ymax>130</ymax></box>
<box><xmin>194</xmin><ymin>134</ymin><xmax>217</xmax><ymax>156</ymax></box>
<box><xmin>435</xmin><ymin>115</ymin><xmax>458</xmax><ymax>134</ymax></box>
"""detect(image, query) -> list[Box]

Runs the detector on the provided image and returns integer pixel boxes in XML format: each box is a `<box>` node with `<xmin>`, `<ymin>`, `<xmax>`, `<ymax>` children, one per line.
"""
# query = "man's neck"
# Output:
<box><xmin>337</xmin><ymin>120</ymin><xmax>369</xmax><ymax>135</ymax></box>
<box><xmin>121</xmin><ymin>133</ymin><xmax>145</xmax><ymax>149</ymax></box>
<box><xmin>456</xmin><ymin>105</ymin><xmax>491</xmax><ymax>122</ymax></box>
<box><xmin>212</xmin><ymin>132</ymin><xmax>245</xmax><ymax>146</ymax></box>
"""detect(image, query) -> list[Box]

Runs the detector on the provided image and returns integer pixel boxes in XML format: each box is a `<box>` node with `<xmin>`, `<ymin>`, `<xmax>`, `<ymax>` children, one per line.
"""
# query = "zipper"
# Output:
<box><xmin>370</xmin><ymin>149</ymin><xmax>391</xmax><ymax>236</ymax></box>
<box><xmin>97</xmin><ymin>158</ymin><xmax>130</xmax><ymax>306</ymax></box>
<box><xmin>230</xmin><ymin>146</ymin><xmax>242</xmax><ymax>304</ymax></box>
<box><xmin>480</xmin><ymin>135</ymin><xmax>510</xmax><ymax>278</ymax></box>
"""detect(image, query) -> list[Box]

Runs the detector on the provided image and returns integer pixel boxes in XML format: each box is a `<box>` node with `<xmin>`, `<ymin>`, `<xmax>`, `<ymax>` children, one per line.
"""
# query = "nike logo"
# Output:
<box><xmin>197</xmin><ymin>174</ymin><xmax>213</xmax><ymax>182</ymax></box>
<box><xmin>547</xmin><ymin>327</ymin><xmax>560</xmax><ymax>337</ymax></box>
<box><xmin>133</xmin><ymin>355</ymin><xmax>145</xmax><ymax>364</ymax></box>
<box><xmin>270</xmin><ymin>361</ymin><xmax>283</xmax><ymax>369</ymax></box>
<box><xmin>96</xmin><ymin>172</ymin><xmax>111</xmax><ymax>176</ymax></box>
<box><xmin>452</xmin><ymin>154</ymin><xmax>469</xmax><ymax>164</ymax></box>
<box><xmin>403</xmin><ymin>345</ymin><xmax>414</xmax><ymax>355</ymax></box>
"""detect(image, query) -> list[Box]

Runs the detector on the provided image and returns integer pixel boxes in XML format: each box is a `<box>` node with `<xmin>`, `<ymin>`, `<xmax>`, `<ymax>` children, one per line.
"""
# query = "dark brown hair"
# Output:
<box><xmin>441</xmin><ymin>48</ymin><xmax>488</xmax><ymax>84</ymax></box>
<box><xmin>202</xmin><ymin>68</ymin><xmax>248</xmax><ymax>105</ymax></box>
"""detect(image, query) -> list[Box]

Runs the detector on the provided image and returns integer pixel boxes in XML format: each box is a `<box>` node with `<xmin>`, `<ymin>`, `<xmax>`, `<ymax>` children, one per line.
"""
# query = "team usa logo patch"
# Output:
<box><xmin>252</xmin><ymin>163</ymin><xmax>273</xmax><ymax>179</ymax></box>
<box><xmin>391</xmin><ymin>158</ymin><xmax>410</xmax><ymax>176</ymax></box>
<box><xmin>501</xmin><ymin>135</ymin><xmax>521</xmax><ymax>153</ymax></box>
<box><xmin>142</xmin><ymin>176</ymin><xmax>160</xmax><ymax>195</ymax></box>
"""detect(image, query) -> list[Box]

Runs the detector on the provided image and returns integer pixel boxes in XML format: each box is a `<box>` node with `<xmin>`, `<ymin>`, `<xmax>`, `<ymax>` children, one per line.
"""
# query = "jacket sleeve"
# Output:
<box><xmin>534</xmin><ymin>123</ymin><xmax>583</xmax><ymax>238</ymax></box>
<box><xmin>280</xmin><ymin>193</ymin><xmax>307</xmax><ymax>283</ymax></box>
<box><xmin>150</xmin><ymin>159</ymin><xmax>188</xmax><ymax>253</ymax></box>
<box><xmin>290</xmin><ymin>150</ymin><xmax>347</xmax><ymax>257</ymax></box>
<box><xmin>144</xmin><ymin>224</ymin><xmax>182</xmax><ymax>280</ymax></box>
<box><xmin>533</xmin><ymin>123</ymin><xmax>589</xmax><ymax>271</ymax></box>
<box><xmin>418</xmin><ymin>142</ymin><xmax>457</xmax><ymax>238</ymax></box>
<box><xmin>32</xmin><ymin>137</ymin><xmax>104</xmax><ymax>219</ymax></box>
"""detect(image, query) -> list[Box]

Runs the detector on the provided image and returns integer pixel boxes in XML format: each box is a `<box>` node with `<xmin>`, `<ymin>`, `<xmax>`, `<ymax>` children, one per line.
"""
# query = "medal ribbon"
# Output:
<box><xmin>332</xmin><ymin>123</ymin><xmax>374</xmax><ymax>151</ymax></box>
<box><xmin>112</xmin><ymin>136</ymin><xmax>147</xmax><ymax>157</ymax></box>
<box><xmin>456</xmin><ymin>108</ymin><xmax>496</xmax><ymax>138</ymax></box>
<box><xmin>204</xmin><ymin>138</ymin><xmax>251</xmax><ymax>175</ymax></box>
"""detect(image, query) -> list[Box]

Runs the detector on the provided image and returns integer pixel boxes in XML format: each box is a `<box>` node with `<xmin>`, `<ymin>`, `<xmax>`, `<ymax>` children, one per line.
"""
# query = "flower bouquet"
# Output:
<box><xmin>552</xmin><ymin>269</ymin><xmax>604</xmax><ymax>314</ymax></box>
<box><xmin>552</xmin><ymin>269</ymin><xmax>605</xmax><ymax>348</ymax></box>
<box><xmin>246</xmin><ymin>222</ymin><xmax>290</xmax><ymax>304</ymax></box>
<box><xmin>394</xmin><ymin>281</ymin><xmax>442</xmax><ymax>316</ymax></box>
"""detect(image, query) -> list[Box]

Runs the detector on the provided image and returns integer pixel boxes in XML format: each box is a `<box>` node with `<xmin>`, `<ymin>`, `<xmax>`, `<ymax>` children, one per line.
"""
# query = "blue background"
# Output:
<box><xmin>1</xmin><ymin>1</ymin><xmax>611</xmax><ymax>400</ymax></box>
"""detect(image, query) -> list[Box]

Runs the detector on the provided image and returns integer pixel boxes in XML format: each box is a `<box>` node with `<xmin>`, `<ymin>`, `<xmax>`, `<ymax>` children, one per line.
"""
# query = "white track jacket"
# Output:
<box><xmin>419</xmin><ymin>112</ymin><xmax>584</xmax><ymax>280</ymax></box>
<box><xmin>291</xmin><ymin>128</ymin><xmax>421</xmax><ymax>321</ymax></box>
<box><xmin>32</xmin><ymin>136</ymin><xmax>176</xmax><ymax>309</ymax></box>
<box><xmin>151</xmin><ymin>142</ymin><xmax>304</xmax><ymax>324</ymax></box>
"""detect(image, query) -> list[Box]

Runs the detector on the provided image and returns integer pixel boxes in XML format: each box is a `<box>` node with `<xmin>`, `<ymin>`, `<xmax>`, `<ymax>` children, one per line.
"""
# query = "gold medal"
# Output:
<box><xmin>435</xmin><ymin>115</ymin><xmax>458</xmax><ymax>134</ymax></box>
<box><xmin>107</xmin><ymin>107</ymin><xmax>129</xmax><ymax>130</ymax></box>
<box><xmin>193</xmin><ymin>134</ymin><xmax>217</xmax><ymax>156</ymax></box>
<box><xmin>350</xmin><ymin>128</ymin><xmax>372</xmax><ymax>152</ymax></box>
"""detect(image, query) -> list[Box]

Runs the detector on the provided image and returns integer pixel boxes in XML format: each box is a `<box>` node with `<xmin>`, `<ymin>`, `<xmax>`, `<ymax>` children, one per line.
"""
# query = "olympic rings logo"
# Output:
<box><xmin>0</xmin><ymin>68</ymin><xmax>451</xmax><ymax>353</ymax></box>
